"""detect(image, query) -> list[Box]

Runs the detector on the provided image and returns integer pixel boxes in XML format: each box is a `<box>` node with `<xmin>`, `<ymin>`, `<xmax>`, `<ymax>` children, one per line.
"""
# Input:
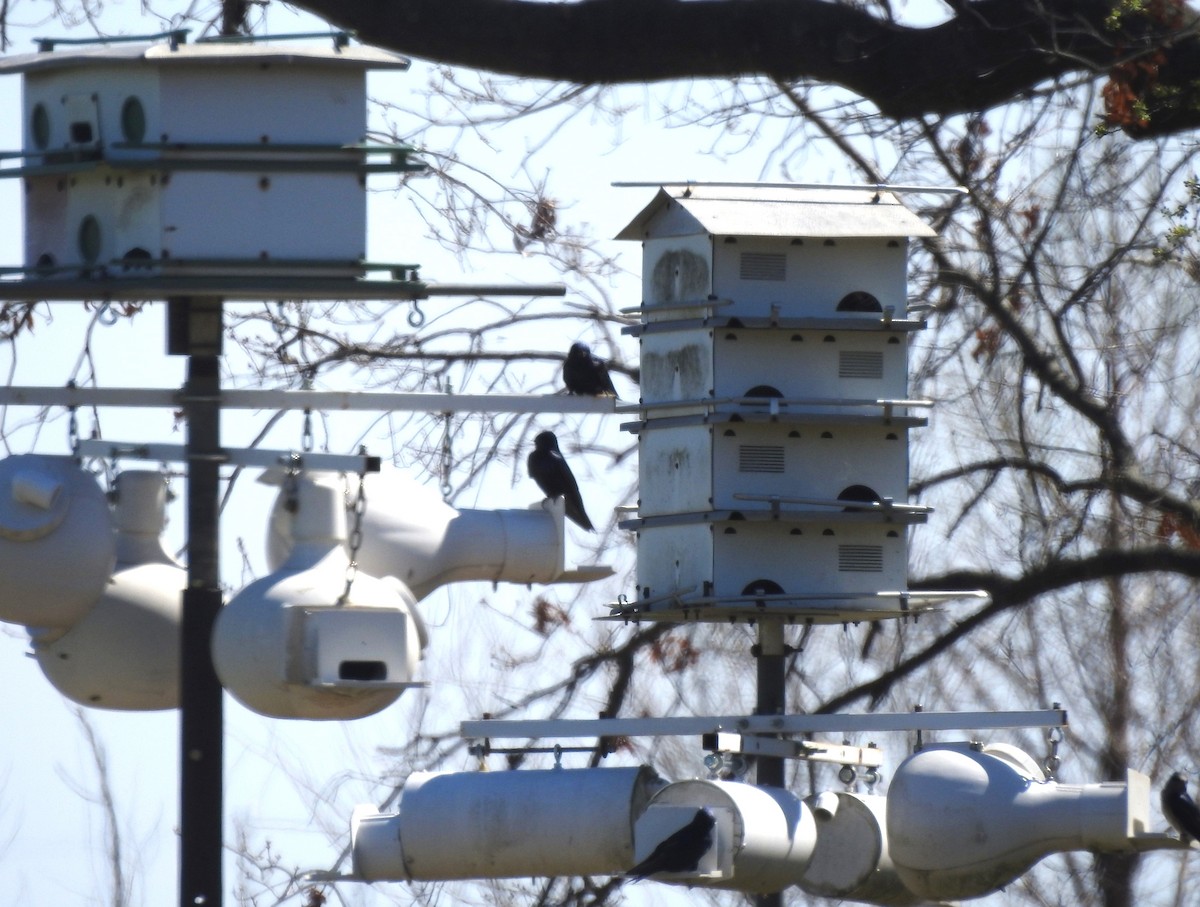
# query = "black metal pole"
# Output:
<box><xmin>754</xmin><ymin>618</ymin><xmax>786</xmax><ymax>907</ymax></box>
<box><xmin>170</xmin><ymin>297</ymin><xmax>225</xmax><ymax>907</ymax></box>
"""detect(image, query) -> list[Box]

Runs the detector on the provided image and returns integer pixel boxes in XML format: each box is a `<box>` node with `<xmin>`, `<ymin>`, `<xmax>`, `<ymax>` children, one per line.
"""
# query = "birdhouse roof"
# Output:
<box><xmin>0</xmin><ymin>39</ymin><xmax>411</xmax><ymax>76</ymax></box>
<box><xmin>615</xmin><ymin>184</ymin><xmax>938</xmax><ymax>240</ymax></box>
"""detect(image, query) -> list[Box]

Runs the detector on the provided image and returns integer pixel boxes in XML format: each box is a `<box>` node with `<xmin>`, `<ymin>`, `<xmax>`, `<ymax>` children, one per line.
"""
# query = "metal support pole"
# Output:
<box><xmin>754</xmin><ymin>618</ymin><xmax>786</xmax><ymax>784</ymax></box>
<box><xmin>754</xmin><ymin>618</ymin><xmax>786</xmax><ymax>907</ymax></box>
<box><xmin>170</xmin><ymin>297</ymin><xmax>225</xmax><ymax>907</ymax></box>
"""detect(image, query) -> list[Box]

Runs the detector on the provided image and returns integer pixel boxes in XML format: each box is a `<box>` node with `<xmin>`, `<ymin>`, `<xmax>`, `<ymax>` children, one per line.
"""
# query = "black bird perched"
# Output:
<box><xmin>527</xmin><ymin>430</ymin><xmax>594</xmax><ymax>531</ymax></box>
<box><xmin>625</xmin><ymin>808</ymin><xmax>715</xmax><ymax>881</ymax></box>
<box><xmin>1163</xmin><ymin>772</ymin><xmax>1200</xmax><ymax>844</ymax></box>
<box><xmin>563</xmin><ymin>342</ymin><xmax>617</xmax><ymax>397</ymax></box>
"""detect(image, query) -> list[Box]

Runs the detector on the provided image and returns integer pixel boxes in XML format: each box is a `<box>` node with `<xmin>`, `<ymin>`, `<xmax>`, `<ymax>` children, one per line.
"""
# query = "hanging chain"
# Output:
<box><xmin>440</xmin><ymin>413</ymin><xmax>453</xmax><ymax>498</ymax></box>
<box><xmin>300</xmin><ymin>365</ymin><xmax>316</xmax><ymax>454</ymax></box>
<box><xmin>1044</xmin><ymin>724</ymin><xmax>1063</xmax><ymax>780</ymax></box>
<box><xmin>283</xmin><ymin>451</ymin><xmax>302</xmax><ymax>513</ymax></box>
<box><xmin>301</xmin><ymin>408</ymin><xmax>315</xmax><ymax>454</ymax></box>
<box><xmin>337</xmin><ymin>450</ymin><xmax>369</xmax><ymax>606</ymax></box>
<box><xmin>105</xmin><ymin>454</ymin><xmax>120</xmax><ymax>503</ymax></box>
<box><xmin>66</xmin><ymin>380</ymin><xmax>80</xmax><ymax>456</ymax></box>
<box><xmin>439</xmin><ymin>378</ymin><xmax>454</xmax><ymax>499</ymax></box>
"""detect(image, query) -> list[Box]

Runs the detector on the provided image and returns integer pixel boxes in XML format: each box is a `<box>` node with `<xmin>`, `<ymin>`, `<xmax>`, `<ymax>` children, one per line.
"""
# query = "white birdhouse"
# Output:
<box><xmin>0</xmin><ymin>34</ymin><xmax>416</xmax><ymax>276</ymax></box>
<box><xmin>0</xmin><ymin>454</ymin><xmax>115</xmax><ymax>631</ymax></box>
<box><xmin>264</xmin><ymin>470</ymin><xmax>613</xmax><ymax>602</ymax></box>
<box><xmin>212</xmin><ymin>472</ymin><xmax>422</xmax><ymax>720</ymax></box>
<box><xmin>636</xmin><ymin>779</ymin><xmax>818</xmax><ymax>892</ymax></box>
<box><xmin>887</xmin><ymin>742</ymin><xmax>1154</xmax><ymax>900</ymax></box>
<box><xmin>795</xmin><ymin>790</ymin><xmax>907</xmax><ymax>903</ymax></box>
<box><xmin>351</xmin><ymin>767</ymin><xmax>662</xmax><ymax>881</ymax></box>
<box><xmin>33</xmin><ymin>471</ymin><xmax>185</xmax><ymax>710</ymax></box>
<box><xmin>614</xmin><ymin>185</ymin><xmax>937</xmax><ymax>622</ymax></box>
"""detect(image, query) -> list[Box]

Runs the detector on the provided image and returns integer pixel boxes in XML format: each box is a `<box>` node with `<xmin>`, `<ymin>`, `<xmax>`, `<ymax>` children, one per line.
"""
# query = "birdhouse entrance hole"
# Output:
<box><xmin>339</xmin><ymin>660</ymin><xmax>387</xmax><ymax>682</ymax></box>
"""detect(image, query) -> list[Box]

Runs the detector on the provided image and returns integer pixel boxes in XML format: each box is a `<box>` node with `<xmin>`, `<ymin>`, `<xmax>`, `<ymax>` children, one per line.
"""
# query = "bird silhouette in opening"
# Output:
<box><xmin>1162</xmin><ymin>772</ymin><xmax>1200</xmax><ymax>844</ymax></box>
<box><xmin>527</xmin><ymin>430</ymin><xmax>594</xmax><ymax>531</ymax></box>
<box><xmin>625</xmin><ymin>808</ymin><xmax>715</xmax><ymax>881</ymax></box>
<box><xmin>563</xmin><ymin>342</ymin><xmax>618</xmax><ymax>397</ymax></box>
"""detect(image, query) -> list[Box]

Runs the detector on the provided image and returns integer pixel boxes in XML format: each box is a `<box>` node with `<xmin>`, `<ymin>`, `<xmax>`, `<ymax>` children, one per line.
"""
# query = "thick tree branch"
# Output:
<box><xmin>819</xmin><ymin>544</ymin><xmax>1200</xmax><ymax>711</ymax></box>
<box><xmin>295</xmin><ymin>0</ymin><xmax>1200</xmax><ymax>136</ymax></box>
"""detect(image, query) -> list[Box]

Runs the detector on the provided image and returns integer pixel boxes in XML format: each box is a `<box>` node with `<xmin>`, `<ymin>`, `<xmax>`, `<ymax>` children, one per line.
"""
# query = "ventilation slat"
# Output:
<box><xmin>839</xmin><ymin>350</ymin><xmax>884</xmax><ymax>379</ymax></box>
<box><xmin>838</xmin><ymin>545</ymin><xmax>883</xmax><ymax>572</ymax></box>
<box><xmin>739</xmin><ymin>444</ymin><xmax>785</xmax><ymax>473</ymax></box>
<box><xmin>739</xmin><ymin>252</ymin><xmax>787</xmax><ymax>281</ymax></box>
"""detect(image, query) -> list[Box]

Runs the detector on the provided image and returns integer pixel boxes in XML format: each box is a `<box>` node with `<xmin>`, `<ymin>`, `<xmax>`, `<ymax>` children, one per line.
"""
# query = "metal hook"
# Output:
<box><xmin>272</xmin><ymin>300</ymin><xmax>289</xmax><ymax>342</ymax></box>
<box><xmin>407</xmin><ymin>300</ymin><xmax>425</xmax><ymax>328</ymax></box>
<box><xmin>97</xmin><ymin>301</ymin><xmax>120</xmax><ymax>327</ymax></box>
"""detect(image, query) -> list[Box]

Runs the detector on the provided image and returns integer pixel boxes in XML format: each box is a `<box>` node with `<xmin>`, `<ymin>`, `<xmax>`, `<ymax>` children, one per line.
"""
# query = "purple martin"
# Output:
<box><xmin>1163</xmin><ymin>772</ymin><xmax>1200</xmax><ymax>843</ymax></box>
<box><xmin>625</xmin><ymin>808</ymin><xmax>715</xmax><ymax>881</ymax></box>
<box><xmin>563</xmin><ymin>342</ymin><xmax>617</xmax><ymax>397</ymax></box>
<box><xmin>527</xmin><ymin>430</ymin><xmax>594</xmax><ymax>531</ymax></box>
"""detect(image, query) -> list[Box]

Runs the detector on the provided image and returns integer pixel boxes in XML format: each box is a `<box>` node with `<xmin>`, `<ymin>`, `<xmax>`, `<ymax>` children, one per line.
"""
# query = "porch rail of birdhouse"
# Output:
<box><xmin>612</xmin><ymin>179</ymin><xmax>970</xmax><ymax>196</ymax></box>
<box><xmin>620</xmin><ymin>410</ymin><xmax>929</xmax><ymax>434</ymax></box>
<box><xmin>193</xmin><ymin>30</ymin><xmax>353</xmax><ymax>49</ymax></box>
<box><xmin>31</xmin><ymin>28</ymin><xmax>358</xmax><ymax>54</ymax></box>
<box><xmin>0</xmin><ymin>258</ymin><xmax>418</xmax><ymax>279</ymax></box>
<box><xmin>616</xmin><ymin>395</ymin><xmax>933</xmax><ymax>415</ymax></box>
<box><xmin>623</xmin><ymin>312</ymin><xmax>927</xmax><ymax>336</ymax></box>
<box><xmin>0</xmin><ymin>141</ymin><xmax>425</xmax><ymax>179</ymax></box>
<box><xmin>0</xmin><ymin>274</ymin><xmax>568</xmax><ymax>301</ymax></box>
<box><xmin>0</xmin><ymin>274</ymin><xmax>422</xmax><ymax>300</ymax></box>
<box><xmin>619</xmin><ymin>296</ymin><xmax>732</xmax><ymax>317</ymax></box>
<box><xmin>617</xmin><ymin>506</ymin><xmax>929</xmax><ymax>532</ymax></box>
<box><xmin>729</xmin><ymin>492</ymin><xmax>928</xmax><ymax>514</ymax></box>
<box><xmin>33</xmin><ymin>29</ymin><xmax>191</xmax><ymax>53</ymax></box>
<box><xmin>602</xmin><ymin>588</ymin><xmax>989</xmax><ymax>624</ymax></box>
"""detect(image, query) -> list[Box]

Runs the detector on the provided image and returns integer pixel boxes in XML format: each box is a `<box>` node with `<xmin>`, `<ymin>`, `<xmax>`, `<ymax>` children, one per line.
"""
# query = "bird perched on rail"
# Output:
<box><xmin>625</xmin><ymin>808</ymin><xmax>715</xmax><ymax>881</ymax></box>
<box><xmin>527</xmin><ymin>430</ymin><xmax>594</xmax><ymax>531</ymax></box>
<box><xmin>1162</xmin><ymin>772</ymin><xmax>1200</xmax><ymax>844</ymax></box>
<box><xmin>563</xmin><ymin>342</ymin><xmax>618</xmax><ymax>397</ymax></box>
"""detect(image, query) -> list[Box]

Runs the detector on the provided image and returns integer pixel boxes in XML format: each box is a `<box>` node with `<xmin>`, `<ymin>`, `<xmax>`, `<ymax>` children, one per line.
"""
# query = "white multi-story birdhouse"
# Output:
<box><xmin>614</xmin><ymin>184</ymin><xmax>940</xmax><ymax>622</ymax></box>
<box><xmin>0</xmin><ymin>33</ymin><xmax>418</xmax><ymax>276</ymax></box>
